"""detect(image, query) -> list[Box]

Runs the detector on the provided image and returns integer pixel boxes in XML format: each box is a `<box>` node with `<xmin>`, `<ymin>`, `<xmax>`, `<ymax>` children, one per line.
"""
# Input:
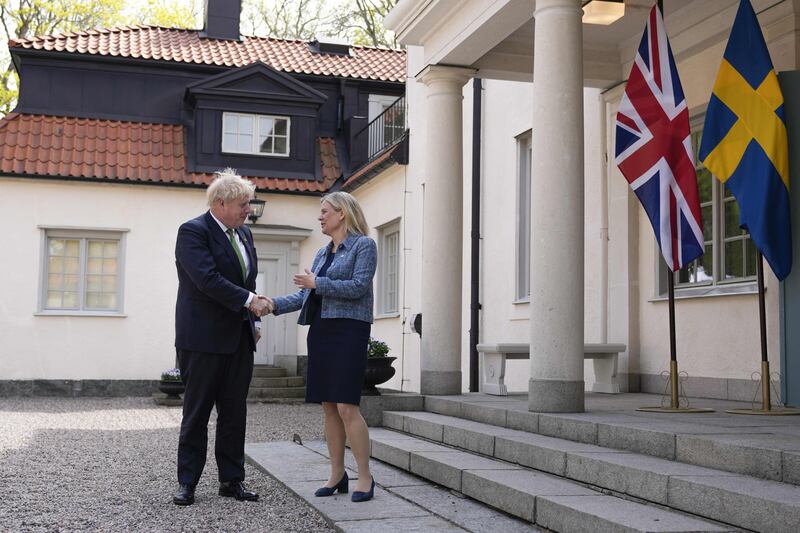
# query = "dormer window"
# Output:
<box><xmin>222</xmin><ymin>112</ymin><xmax>290</xmax><ymax>157</ymax></box>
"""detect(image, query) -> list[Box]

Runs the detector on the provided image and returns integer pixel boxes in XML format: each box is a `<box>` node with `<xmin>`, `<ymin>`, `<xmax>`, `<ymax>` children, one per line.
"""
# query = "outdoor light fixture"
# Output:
<box><xmin>248</xmin><ymin>197</ymin><xmax>266</xmax><ymax>223</ymax></box>
<box><xmin>582</xmin><ymin>0</ymin><xmax>625</xmax><ymax>25</ymax></box>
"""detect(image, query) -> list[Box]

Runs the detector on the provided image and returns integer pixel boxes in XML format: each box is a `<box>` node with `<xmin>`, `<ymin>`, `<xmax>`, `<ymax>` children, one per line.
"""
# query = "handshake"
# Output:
<box><xmin>248</xmin><ymin>295</ymin><xmax>274</xmax><ymax>318</ymax></box>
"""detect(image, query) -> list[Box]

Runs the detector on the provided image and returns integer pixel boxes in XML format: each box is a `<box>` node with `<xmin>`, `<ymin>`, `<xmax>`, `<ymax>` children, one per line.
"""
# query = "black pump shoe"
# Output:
<box><xmin>351</xmin><ymin>477</ymin><xmax>375</xmax><ymax>503</ymax></box>
<box><xmin>315</xmin><ymin>472</ymin><xmax>349</xmax><ymax>497</ymax></box>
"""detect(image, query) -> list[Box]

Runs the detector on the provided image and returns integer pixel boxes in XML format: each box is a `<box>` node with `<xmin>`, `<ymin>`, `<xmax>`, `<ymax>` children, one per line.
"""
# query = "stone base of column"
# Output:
<box><xmin>420</xmin><ymin>370</ymin><xmax>461</xmax><ymax>395</ymax></box>
<box><xmin>528</xmin><ymin>379</ymin><xmax>585</xmax><ymax>412</ymax></box>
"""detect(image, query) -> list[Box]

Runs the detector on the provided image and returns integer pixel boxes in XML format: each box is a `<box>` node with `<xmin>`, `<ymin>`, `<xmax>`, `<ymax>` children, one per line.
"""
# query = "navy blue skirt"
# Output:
<box><xmin>305</xmin><ymin>311</ymin><xmax>371</xmax><ymax>405</ymax></box>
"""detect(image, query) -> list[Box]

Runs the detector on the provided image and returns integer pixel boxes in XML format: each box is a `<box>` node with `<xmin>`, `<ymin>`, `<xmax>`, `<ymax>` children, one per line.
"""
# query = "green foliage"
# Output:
<box><xmin>367</xmin><ymin>337</ymin><xmax>390</xmax><ymax>358</ymax></box>
<box><xmin>242</xmin><ymin>0</ymin><xmax>399</xmax><ymax>48</ymax></box>
<box><xmin>135</xmin><ymin>0</ymin><xmax>201</xmax><ymax>29</ymax></box>
<box><xmin>241</xmin><ymin>0</ymin><xmax>328</xmax><ymax>41</ymax></box>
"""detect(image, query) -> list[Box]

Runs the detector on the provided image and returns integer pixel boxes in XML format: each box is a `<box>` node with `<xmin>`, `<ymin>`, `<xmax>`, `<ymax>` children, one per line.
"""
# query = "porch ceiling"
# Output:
<box><xmin>386</xmin><ymin>0</ymin><xmax>754</xmax><ymax>89</ymax></box>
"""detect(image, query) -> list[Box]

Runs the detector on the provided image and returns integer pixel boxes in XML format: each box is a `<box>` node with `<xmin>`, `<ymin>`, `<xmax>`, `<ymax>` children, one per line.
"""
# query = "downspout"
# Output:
<box><xmin>469</xmin><ymin>78</ymin><xmax>482</xmax><ymax>392</ymax></box>
<box><xmin>600</xmin><ymin>97</ymin><xmax>609</xmax><ymax>343</ymax></box>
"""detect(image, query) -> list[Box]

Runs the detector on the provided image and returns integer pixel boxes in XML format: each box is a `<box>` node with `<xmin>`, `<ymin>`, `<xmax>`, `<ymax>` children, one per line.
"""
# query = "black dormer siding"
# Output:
<box><xmin>12</xmin><ymin>48</ymin><xmax>403</xmax><ymax>181</ymax></box>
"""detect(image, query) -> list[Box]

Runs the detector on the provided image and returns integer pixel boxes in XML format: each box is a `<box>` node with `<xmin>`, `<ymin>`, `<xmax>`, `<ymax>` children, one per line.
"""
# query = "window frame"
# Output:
<box><xmin>376</xmin><ymin>220</ymin><xmax>401</xmax><ymax>317</ymax></box>
<box><xmin>515</xmin><ymin>131</ymin><xmax>532</xmax><ymax>303</ymax></box>
<box><xmin>37</xmin><ymin>227</ymin><xmax>127</xmax><ymax>316</ymax></box>
<box><xmin>221</xmin><ymin>112</ymin><xmax>291</xmax><ymax>157</ymax></box>
<box><xmin>659</xmin><ymin>118</ymin><xmax>757</xmax><ymax>296</ymax></box>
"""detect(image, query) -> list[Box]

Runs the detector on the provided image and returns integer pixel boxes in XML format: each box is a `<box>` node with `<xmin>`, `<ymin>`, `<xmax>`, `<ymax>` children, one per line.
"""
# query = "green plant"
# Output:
<box><xmin>161</xmin><ymin>368</ymin><xmax>181</xmax><ymax>381</ymax></box>
<box><xmin>367</xmin><ymin>337</ymin><xmax>390</xmax><ymax>359</ymax></box>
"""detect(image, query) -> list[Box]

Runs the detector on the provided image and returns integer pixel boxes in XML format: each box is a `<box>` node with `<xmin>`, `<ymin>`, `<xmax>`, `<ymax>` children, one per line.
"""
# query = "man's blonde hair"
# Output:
<box><xmin>320</xmin><ymin>191</ymin><xmax>369</xmax><ymax>236</ymax></box>
<box><xmin>206</xmin><ymin>168</ymin><xmax>255</xmax><ymax>206</ymax></box>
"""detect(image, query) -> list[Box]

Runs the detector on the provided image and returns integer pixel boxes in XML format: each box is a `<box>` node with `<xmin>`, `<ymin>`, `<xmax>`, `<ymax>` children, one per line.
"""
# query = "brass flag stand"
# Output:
<box><xmin>638</xmin><ymin>269</ymin><xmax>714</xmax><ymax>413</ymax></box>
<box><xmin>727</xmin><ymin>253</ymin><xmax>800</xmax><ymax>416</ymax></box>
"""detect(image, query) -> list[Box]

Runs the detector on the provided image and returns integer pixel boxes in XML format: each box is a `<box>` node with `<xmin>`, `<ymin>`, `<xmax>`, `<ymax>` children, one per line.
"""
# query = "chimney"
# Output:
<box><xmin>200</xmin><ymin>0</ymin><xmax>241</xmax><ymax>41</ymax></box>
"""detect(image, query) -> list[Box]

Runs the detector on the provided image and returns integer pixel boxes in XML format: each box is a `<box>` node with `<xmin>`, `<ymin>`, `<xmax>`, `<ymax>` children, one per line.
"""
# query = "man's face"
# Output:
<box><xmin>215</xmin><ymin>196</ymin><xmax>251</xmax><ymax>228</ymax></box>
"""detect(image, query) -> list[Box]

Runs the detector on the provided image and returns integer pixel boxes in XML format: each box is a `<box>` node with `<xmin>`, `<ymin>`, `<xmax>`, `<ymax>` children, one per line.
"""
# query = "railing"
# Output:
<box><xmin>356</xmin><ymin>95</ymin><xmax>407</xmax><ymax>162</ymax></box>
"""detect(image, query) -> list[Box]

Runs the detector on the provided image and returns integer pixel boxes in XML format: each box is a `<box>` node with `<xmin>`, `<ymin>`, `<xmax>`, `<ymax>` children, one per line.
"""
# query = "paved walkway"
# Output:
<box><xmin>0</xmin><ymin>397</ymin><xmax>333</xmax><ymax>532</ymax></box>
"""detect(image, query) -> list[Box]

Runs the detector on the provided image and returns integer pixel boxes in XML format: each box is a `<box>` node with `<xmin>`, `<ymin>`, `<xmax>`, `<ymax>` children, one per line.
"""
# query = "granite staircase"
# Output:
<box><xmin>371</xmin><ymin>395</ymin><xmax>800</xmax><ymax>532</ymax></box>
<box><xmin>247</xmin><ymin>364</ymin><xmax>305</xmax><ymax>401</ymax></box>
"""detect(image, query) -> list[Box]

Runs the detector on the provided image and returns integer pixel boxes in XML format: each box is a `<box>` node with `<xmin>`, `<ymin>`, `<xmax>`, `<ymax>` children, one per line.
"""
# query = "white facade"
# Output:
<box><xmin>372</xmin><ymin>0</ymin><xmax>800</xmax><ymax>404</ymax></box>
<box><xmin>0</xmin><ymin>177</ymin><xmax>326</xmax><ymax>380</ymax></box>
<box><xmin>4</xmin><ymin>0</ymin><xmax>799</xmax><ymax>405</ymax></box>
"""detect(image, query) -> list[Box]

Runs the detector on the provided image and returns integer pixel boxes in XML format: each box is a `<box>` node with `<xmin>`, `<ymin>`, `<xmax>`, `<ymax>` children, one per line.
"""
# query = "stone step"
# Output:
<box><xmin>246</xmin><ymin>440</ymin><xmax>541</xmax><ymax>532</ymax></box>
<box><xmin>385</xmin><ymin>410</ymin><xmax>800</xmax><ymax>532</ymax></box>
<box><xmin>251</xmin><ymin>365</ymin><xmax>288</xmax><ymax>378</ymax></box>
<box><xmin>369</xmin><ymin>428</ymin><xmax>732</xmax><ymax>532</ymax></box>
<box><xmin>247</xmin><ymin>386</ymin><xmax>306</xmax><ymax>399</ymax></box>
<box><xmin>423</xmin><ymin>395</ymin><xmax>800</xmax><ymax>485</ymax></box>
<box><xmin>250</xmin><ymin>376</ymin><xmax>305</xmax><ymax>388</ymax></box>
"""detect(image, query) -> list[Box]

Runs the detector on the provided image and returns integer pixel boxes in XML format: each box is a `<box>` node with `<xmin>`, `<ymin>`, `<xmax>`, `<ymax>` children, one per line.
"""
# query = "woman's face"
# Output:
<box><xmin>319</xmin><ymin>201</ymin><xmax>345</xmax><ymax>236</ymax></box>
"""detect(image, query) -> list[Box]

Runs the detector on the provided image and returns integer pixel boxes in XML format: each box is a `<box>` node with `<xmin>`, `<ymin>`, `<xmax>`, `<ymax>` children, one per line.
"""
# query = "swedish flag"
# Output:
<box><xmin>699</xmin><ymin>0</ymin><xmax>792</xmax><ymax>280</ymax></box>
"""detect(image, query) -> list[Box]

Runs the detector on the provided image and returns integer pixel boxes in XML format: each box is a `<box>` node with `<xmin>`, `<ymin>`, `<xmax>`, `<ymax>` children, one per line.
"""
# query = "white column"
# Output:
<box><xmin>529</xmin><ymin>0</ymin><xmax>585</xmax><ymax>412</ymax></box>
<box><xmin>417</xmin><ymin>65</ymin><xmax>475</xmax><ymax>395</ymax></box>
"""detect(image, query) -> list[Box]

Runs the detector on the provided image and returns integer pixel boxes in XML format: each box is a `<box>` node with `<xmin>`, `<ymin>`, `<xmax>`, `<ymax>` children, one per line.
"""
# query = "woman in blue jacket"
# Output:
<box><xmin>270</xmin><ymin>191</ymin><xmax>378</xmax><ymax>502</ymax></box>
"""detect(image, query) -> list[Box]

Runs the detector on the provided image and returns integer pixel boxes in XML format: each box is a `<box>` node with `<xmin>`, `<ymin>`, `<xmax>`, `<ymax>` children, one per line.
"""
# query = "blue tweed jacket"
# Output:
<box><xmin>273</xmin><ymin>233</ymin><xmax>377</xmax><ymax>324</ymax></box>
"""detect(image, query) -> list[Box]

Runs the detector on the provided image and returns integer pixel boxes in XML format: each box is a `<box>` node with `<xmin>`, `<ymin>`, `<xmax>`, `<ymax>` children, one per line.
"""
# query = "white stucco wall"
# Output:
<box><xmin>351</xmin><ymin>164</ymin><xmax>416</xmax><ymax>392</ymax></box>
<box><xmin>465</xmin><ymin>81</ymin><xmax>605</xmax><ymax>393</ymax></box>
<box><xmin>0</xmin><ymin>177</ymin><xmax>324</xmax><ymax>380</ymax></box>
<box><xmin>624</xmin><ymin>13</ymin><xmax>790</xmax><ymax>383</ymax></box>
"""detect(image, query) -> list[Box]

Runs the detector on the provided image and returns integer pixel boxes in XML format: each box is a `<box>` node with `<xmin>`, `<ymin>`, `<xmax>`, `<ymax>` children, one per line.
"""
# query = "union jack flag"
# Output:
<box><xmin>615</xmin><ymin>6</ymin><xmax>704</xmax><ymax>272</ymax></box>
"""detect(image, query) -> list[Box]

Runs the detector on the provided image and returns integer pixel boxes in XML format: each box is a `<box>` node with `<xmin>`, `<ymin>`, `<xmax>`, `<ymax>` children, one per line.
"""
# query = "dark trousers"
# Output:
<box><xmin>177</xmin><ymin>323</ymin><xmax>254</xmax><ymax>486</ymax></box>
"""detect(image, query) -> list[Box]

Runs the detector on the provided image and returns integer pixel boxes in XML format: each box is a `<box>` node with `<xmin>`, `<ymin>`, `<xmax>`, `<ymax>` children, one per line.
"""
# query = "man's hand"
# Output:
<box><xmin>293</xmin><ymin>269</ymin><xmax>316</xmax><ymax>289</ymax></box>
<box><xmin>248</xmin><ymin>296</ymin><xmax>271</xmax><ymax>317</ymax></box>
<box><xmin>255</xmin><ymin>328</ymin><xmax>262</xmax><ymax>343</ymax></box>
<box><xmin>258</xmin><ymin>295</ymin><xmax>275</xmax><ymax>314</ymax></box>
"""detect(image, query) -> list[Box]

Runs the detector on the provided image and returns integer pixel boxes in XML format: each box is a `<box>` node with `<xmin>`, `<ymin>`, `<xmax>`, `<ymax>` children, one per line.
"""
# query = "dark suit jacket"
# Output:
<box><xmin>175</xmin><ymin>211</ymin><xmax>259</xmax><ymax>354</ymax></box>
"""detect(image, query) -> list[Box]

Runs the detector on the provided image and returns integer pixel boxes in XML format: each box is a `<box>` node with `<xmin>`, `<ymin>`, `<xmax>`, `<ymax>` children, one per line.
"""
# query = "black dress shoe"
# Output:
<box><xmin>219</xmin><ymin>480</ymin><xmax>259</xmax><ymax>501</ymax></box>
<box><xmin>173</xmin><ymin>483</ymin><xmax>195</xmax><ymax>506</ymax></box>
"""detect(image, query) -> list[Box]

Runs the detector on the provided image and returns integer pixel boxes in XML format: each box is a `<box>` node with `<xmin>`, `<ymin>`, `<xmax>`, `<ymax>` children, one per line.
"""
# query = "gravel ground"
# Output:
<box><xmin>0</xmin><ymin>397</ymin><xmax>334</xmax><ymax>532</ymax></box>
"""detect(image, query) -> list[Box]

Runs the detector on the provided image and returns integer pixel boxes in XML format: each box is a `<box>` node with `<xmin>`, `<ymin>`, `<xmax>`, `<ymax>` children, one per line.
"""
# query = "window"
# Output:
<box><xmin>40</xmin><ymin>229</ymin><xmax>126</xmax><ymax>314</ymax></box>
<box><xmin>662</xmin><ymin>125</ymin><xmax>756</xmax><ymax>291</ymax></box>
<box><xmin>368</xmin><ymin>94</ymin><xmax>399</xmax><ymax>123</ymax></box>
<box><xmin>368</xmin><ymin>94</ymin><xmax>406</xmax><ymax>155</ymax></box>
<box><xmin>377</xmin><ymin>221</ymin><xmax>400</xmax><ymax>315</ymax></box>
<box><xmin>516</xmin><ymin>132</ymin><xmax>532</xmax><ymax>301</ymax></box>
<box><xmin>222</xmin><ymin>112</ymin><xmax>290</xmax><ymax>156</ymax></box>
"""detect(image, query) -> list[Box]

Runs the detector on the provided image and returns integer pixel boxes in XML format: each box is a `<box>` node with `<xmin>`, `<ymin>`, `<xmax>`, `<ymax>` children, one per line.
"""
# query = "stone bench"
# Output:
<box><xmin>476</xmin><ymin>342</ymin><xmax>627</xmax><ymax>396</ymax></box>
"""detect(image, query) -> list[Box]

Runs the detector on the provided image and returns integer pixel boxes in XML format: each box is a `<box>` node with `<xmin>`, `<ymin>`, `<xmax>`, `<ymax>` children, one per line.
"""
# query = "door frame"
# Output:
<box><xmin>249</xmin><ymin>224</ymin><xmax>312</xmax><ymax>364</ymax></box>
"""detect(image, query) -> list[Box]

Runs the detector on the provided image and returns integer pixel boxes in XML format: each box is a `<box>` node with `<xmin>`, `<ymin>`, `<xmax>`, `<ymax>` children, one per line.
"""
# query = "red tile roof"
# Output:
<box><xmin>0</xmin><ymin>113</ymin><xmax>340</xmax><ymax>193</ymax></box>
<box><xmin>9</xmin><ymin>25</ymin><xmax>405</xmax><ymax>82</ymax></box>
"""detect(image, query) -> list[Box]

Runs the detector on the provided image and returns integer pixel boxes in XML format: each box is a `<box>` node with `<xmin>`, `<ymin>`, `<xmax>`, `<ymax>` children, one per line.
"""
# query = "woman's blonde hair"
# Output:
<box><xmin>206</xmin><ymin>168</ymin><xmax>255</xmax><ymax>206</ymax></box>
<box><xmin>321</xmin><ymin>191</ymin><xmax>369</xmax><ymax>236</ymax></box>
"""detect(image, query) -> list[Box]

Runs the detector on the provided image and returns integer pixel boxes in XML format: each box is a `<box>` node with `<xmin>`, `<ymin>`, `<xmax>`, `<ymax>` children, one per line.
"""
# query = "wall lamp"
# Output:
<box><xmin>582</xmin><ymin>0</ymin><xmax>625</xmax><ymax>25</ymax></box>
<box><xmin>248</xmin><ymin>197</ymin><xmax>266</xmax><ymax>223</ymax></box>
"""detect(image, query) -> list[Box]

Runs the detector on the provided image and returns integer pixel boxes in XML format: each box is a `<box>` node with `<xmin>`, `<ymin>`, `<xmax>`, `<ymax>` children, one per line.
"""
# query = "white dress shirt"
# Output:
<box><xmin>209</xmin><ymin>212</ymin><xmax>257</xmax><ymax>315</ymax></box>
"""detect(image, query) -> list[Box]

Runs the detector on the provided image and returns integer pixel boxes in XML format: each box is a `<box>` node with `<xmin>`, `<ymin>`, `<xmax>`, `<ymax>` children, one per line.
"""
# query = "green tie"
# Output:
<box><xmin>226</xmin><ymin>229</ymin><xmax>247</xmax><ymax>281</ymax></box>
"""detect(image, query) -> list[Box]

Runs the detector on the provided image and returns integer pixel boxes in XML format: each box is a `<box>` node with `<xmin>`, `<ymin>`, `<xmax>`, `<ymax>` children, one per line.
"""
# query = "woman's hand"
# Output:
<box><xmin>293</xmin><ymin>268</ymin><xmax>316</xmax><ymax>289</ymax></box>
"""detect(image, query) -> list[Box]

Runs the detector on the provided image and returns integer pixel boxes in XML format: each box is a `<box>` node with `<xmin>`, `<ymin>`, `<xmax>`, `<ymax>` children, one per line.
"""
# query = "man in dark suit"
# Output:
<box><xmin>173</xmin><ymin>168</ymin><xmax>271</xmax><ymax>506</ymax></box>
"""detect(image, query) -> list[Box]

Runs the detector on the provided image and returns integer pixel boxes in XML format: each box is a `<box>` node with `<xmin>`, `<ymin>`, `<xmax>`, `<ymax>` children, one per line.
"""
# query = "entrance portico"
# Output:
<box><xmin>385</xmin><ymin>0</ymin><xmax>800</xmax><ymax>412</ymax></box>
<box><xmin>387</xmin><ymin>0</ymin><xmax>606</xmax><ymax>411</ymax></box>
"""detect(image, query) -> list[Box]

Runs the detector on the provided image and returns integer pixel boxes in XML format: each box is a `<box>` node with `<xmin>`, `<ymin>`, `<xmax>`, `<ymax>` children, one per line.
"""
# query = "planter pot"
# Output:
<box><xmin>362</xmin><ymin>357</ymin><xmax>396</xmax><ymax>396</ymax></box>
<box><xmin>158</xmin><ymin>379</ymin><xmax>185</xmax><ymax>399</ymax></box>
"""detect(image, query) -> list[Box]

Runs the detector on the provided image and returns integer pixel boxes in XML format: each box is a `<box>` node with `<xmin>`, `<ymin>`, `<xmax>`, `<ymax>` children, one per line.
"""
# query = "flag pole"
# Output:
<box><xmin>638</xmin><ymin>260</ymin><xmax>714</xmax><ymax>413</ymax></box>
<box><xmin>727</xmin><ymin>252</ymin><xmax>800</xmax><ymax>415</ymax></box>
<box><xmin>757</xmin><ymin>252</ymin><xmax>771</xmax><ymax>410</ymax></box>
<box><xmin>667</xmin><ymin>268</ymin><xmax>679</xmax><ymax>408</ymax></box>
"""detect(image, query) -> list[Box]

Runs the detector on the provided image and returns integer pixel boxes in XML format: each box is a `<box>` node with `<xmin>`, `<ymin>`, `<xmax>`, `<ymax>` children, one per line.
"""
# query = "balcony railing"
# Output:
<box><xmin>356</xmin><ymin>95</ymin><xmax>407</xmax><ymax>162</ymax></box>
